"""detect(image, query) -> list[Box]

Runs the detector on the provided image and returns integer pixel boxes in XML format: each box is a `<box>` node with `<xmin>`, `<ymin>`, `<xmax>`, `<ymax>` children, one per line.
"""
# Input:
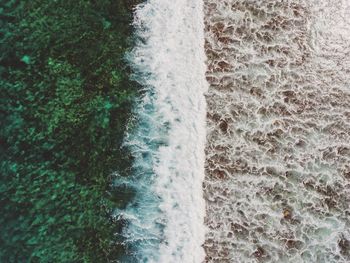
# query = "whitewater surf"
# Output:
<box><xmin>115</xmin><ymin>0</ymin><xmax>208</xmax><ymax>262</ymax></box>
<box><xmin>116</xmin><ymin>0</ymin><xmax>350</xmax><ymax>262</ymax></box>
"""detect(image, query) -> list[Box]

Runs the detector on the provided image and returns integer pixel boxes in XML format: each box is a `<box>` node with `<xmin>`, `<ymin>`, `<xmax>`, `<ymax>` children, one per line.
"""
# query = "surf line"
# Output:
<box><xmin>118</xmin><ymin>0</ymin><xmax>209</xmax><ymax>262</ymax></box>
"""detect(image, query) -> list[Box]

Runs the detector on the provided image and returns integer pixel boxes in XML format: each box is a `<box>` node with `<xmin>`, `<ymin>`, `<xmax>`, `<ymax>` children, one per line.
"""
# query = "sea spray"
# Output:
<box><xmin>114</xmin><ymin>0</ymin><xmax>208</xmax><ymax>262</ymax></box>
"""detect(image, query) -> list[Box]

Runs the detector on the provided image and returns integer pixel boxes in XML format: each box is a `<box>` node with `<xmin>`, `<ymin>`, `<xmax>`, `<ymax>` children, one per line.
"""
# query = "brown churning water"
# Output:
<box><xmin>203</xmin><ymin>0</ymin><xmax>350</xmax><ymax>262</ymax></box>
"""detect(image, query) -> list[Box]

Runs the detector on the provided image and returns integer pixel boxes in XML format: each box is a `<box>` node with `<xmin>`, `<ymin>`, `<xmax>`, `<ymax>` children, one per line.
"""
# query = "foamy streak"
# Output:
<box><xmin>120</xmin><ymin>0</ymin><xmax>208</xmax><ymax>262</ymax></box>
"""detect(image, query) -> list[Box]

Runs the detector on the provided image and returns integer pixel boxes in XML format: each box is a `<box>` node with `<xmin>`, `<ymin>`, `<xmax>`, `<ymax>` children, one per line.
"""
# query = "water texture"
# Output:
<box><xmin>116</xmin><ymin>0</ymin><xmax>208</xmax><ymax>262</ymax></box>
<box><xmin>203</xmin><ymin>0</ymin><xmax>350</xmax><ymax>262</ymax></box>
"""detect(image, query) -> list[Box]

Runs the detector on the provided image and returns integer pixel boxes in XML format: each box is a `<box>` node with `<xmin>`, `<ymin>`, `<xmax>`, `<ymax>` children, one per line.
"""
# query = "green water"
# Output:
<box><xmin>0</xmin><ymin>0</ymin><xmax>140</xmax><ymax>262</ymax></box>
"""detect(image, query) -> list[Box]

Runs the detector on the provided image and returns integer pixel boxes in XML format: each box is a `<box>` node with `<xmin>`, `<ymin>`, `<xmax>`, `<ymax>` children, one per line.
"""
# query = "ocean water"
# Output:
<box><xmin>115</xmin><ymin>0</ymin><xmax>208</xmax><ymax>262</ymax></box>
<box><xmin>116</xmin><ymin>0</ymin><xmax>350</xmax><ymax>262</ymax></box>
<box><xmin>203</xmin><ymin>0</ymin><xmax>350</xmax><ymax>262</ymax></box>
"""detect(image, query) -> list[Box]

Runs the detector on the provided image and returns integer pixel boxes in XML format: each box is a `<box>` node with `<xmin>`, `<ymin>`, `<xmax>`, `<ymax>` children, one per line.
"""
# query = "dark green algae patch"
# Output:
<box><xmin>0</xmin><ymin>0</ymin><xmax>142</xmax><ymax>262</ymax></box>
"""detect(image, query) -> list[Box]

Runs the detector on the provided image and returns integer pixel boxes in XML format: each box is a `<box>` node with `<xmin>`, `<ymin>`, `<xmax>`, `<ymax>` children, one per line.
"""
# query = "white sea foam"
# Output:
<box><xmin>118</xmin><ymin>0</ymin><xmax>208</xmax><ymax>262</ymax></box>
